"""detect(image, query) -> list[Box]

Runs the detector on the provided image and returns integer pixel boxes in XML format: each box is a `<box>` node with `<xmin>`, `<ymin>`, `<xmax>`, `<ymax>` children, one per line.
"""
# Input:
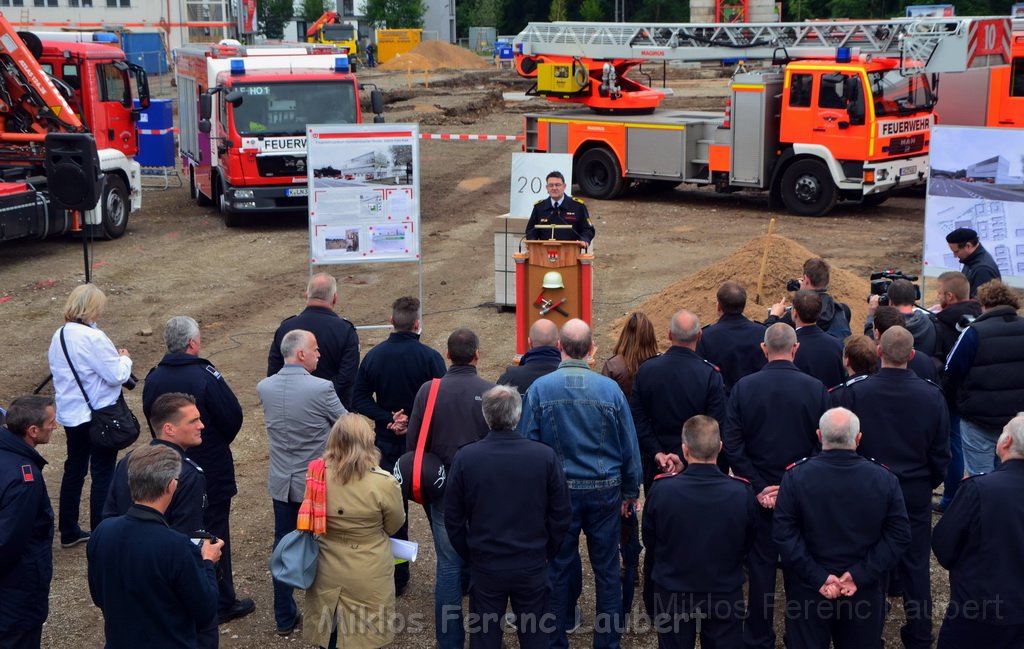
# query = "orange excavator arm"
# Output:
<box><xmin>0</xmin><ymin>11</ymin><xmax>84</xmax><ymax>141</ymax></box>
<box><xmin>306</xmin><ymin>11</ymin><xmax>339</xmax><ymax>39</ymax></box>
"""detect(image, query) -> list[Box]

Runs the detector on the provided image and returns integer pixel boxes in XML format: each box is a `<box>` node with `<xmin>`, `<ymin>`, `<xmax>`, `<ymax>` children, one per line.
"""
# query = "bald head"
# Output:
<box><xmin>669</xmin><ymin>309</ymin><xmax>700</xmax><ymax>348</ymax></box>
<box><xmin>819</xmin><ymin>407</ymin><xmax>860</xmax><ymax>450</ymax></box>
<box><xmin>529</xmin><ymin>318</ymin><xmax>559</xmax><ymax>348</ymax></box>
<box><xmin>879</xmin><ymin>326</ymin><xmax>914</xmax><ymax>367</ymax></box>
<box><xmin>762</xmin><ymin>323</ymin><xmax>798</xmax><ymax>360</ymax></box>
<box><xmin>559</xmin><ymin>319</ymin><xmax>593</xmax><ymax>360</ymax></box>
<box><xmin>306</xmin><ymin>272</ymin><xmax>338</xmax><ymax>305</ymax></box>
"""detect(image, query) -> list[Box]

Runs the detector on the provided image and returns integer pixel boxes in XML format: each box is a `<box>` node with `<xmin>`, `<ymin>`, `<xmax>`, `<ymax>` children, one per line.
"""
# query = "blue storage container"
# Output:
<box><xmin>133</xmin><ymin>98</ymin><xmax>175</xmax><ymax>167</ymax></box>
<box><xmin>121</xmin><ymin>32</ymin><xmax>168</xmax><ymax>75</ymax></box>
<box><xmin>494</xmin><ymin>40</ymin><xmax>510</xmax><ymax>57</ymax></box>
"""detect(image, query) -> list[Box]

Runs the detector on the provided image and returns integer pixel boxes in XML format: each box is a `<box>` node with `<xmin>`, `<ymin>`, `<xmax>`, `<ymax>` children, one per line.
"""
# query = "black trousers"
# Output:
<box><xmin>783</xmin><ymin>579</ymin><xmax>885</xmax><ymax>649</ymax></box>
<box><xmin>0</xmin><ymin>626</ymin><xmax>42</xmax><ymax>649</ymax></box>
<box><xmin>744</xmin><ymin>506</ymin><xmax>780</xmax><ymax>649</ymax></box>
<box><xmin>205</xmin><ymin>497</ymin><xmax>236</xmax><ymax>610</ymax></box>
<box><xmin>376</xmin><ymin>436</ymin><xmax>410</xmax><ymax>590</ymax></box>
<box><xmin>894</xmin><ymin>479</ymin><xmax>934</xmax><ymax>649</ymax></box>
<box><xmin>651</xmin><ymin>586</ymin><xmax>743</xmax><ymax>649</ymax></box>
<box><xmin>937</xmin><ymin>616</ymin><xmax>1024</xmax><ymax>649</ymax></box>
<box><xmin>468</xmin><ymin>564</ymin><xmax>551</xmax><ymax>649</ymax></box>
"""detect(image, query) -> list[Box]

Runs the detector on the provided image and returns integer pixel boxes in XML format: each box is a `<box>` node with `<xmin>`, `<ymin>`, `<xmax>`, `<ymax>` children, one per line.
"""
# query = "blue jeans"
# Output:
<box><xmin>961</xmin><ymin>419</ymin><xmax>1000</xmax><ymax>476</ymax></box>
<box><xmin>939</xmin><ymin>414</ymin><xmax>964</xmax><ymax>507</ymax></box>
<box><xmin>429</xmin><ymin>497</ymin><xmax>465</xmax><ymax>649</ymax></box>
<box><xmin>272</xmin><ymin>499</ymin><xmax>301</xmax><ymax>628</ymax></box>
<box><xmin>59</xmin><ymin>421</ymin><xmax>117</xmax><ymax>541</ymax></box>
<box><xmin>549</xmin><ymin>486</ymin><xmax>623</xmax><ymax>649</ymax></box>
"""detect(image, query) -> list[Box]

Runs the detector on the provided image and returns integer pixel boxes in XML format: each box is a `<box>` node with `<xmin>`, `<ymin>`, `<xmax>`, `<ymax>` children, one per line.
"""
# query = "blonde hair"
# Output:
<box><xmin>325</xmin><ymin>413</ymin><xmax>381</xmax><ymax>485</ymax></box>
<box><xmin>611</xmin><ymin>311</ymin><xmax>660</xmax><ymax>386</ymax></box>
<box><xmin>63</xmin><ymin>284</ymin><xmax>107</xmax><ymax>324</ymax></box>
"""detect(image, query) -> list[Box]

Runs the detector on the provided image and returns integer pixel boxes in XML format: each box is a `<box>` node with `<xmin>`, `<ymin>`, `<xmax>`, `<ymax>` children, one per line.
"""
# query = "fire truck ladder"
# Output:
<box><xmin>514</xmin><ymin>18</ymin><xmax>1010</xmax><ymax>75</ymax></box>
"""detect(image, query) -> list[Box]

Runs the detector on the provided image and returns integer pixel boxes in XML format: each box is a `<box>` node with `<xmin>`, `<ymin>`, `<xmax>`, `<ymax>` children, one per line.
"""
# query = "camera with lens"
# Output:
<box><xmin>785</xmin><ymin>278</ymin><xmax>802</xmax><ymax>292</ymax></box>
<box><xmin>868</xmin><ymin>270</ymin><xmax>920</xmax><ymax>306</ymax></box>
<box><xmin>123</xmin><ymin>373</ymin><xmax>139</xmax><ymax>391</ymax></box>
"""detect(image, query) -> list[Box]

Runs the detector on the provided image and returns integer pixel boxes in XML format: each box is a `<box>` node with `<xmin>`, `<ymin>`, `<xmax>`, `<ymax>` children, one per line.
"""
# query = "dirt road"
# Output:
<box><xmin>0</xmin><ymin>66</ymin><xmax>944</xmax><ymax>648</ymax></box>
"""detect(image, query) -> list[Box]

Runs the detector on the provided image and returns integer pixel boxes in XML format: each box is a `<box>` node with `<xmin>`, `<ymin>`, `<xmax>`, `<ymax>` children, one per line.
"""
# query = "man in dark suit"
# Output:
<box><xmin>697</xmin><ymin>281</ymin><xmax>766</xmax><ymax>394</ymax></box>
<box><xmin>792</xmin><ymin>290</ymin><xmax>845</xmax><ymax>389</ymax></box>
<box><xmin>268</xmin><ymin>273</ymin><xmax>360</xmax><ymax>408</ymax></box>
<box><xmin>498</xmin><ymin>318</ymin><xmax>561</xmax><ymax>395</ymax></box>
<box><xmin>945</xmin><ymin>227</ymin><xmax>1001</xmax><ymax>297</ymax></box>
<box><xmin>723</xmin><ymin>323</ymin><xmax>831</xmax><ymax>649</ymax></box>
<box><xmin>524</xmin><ymin>171</ymin><xmax>595</xmax><ymax>243</ymax></box>
<box><xmin>445</xmin><ymin>385</ymin><xmax>571</xmax><ymax>649</ymax></box>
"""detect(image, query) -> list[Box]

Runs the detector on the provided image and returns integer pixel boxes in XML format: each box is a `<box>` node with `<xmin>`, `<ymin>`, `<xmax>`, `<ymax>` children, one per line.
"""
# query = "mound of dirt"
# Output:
<box><xmin>609</xmin><ymin>234</ymin><xmax>871</xmax><ymax>348</ymax></box>
<box><xmin>379</xmin><ymin>40</ymin><xmax>490</xmax><ymax>71</ymax></box>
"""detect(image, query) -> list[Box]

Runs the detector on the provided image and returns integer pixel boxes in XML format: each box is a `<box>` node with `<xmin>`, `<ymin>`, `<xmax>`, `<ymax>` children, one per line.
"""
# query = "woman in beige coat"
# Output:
<box><xmin>304</xmin><ymin>413</ymin><xmax>405</xmax><ymax>649</ymax></box>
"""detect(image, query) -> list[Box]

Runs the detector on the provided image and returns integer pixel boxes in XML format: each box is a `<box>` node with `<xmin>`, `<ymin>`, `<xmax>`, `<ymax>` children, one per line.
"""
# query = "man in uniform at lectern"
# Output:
<box><xmin>525</xmin><ymin>171</ymin><xmax>595</xmax><ymax>244</ymax></box>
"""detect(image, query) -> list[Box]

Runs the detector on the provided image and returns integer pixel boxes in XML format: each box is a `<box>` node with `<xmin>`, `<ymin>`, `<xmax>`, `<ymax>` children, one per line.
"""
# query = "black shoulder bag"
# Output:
<box><xmin>59</xmin><ymin>326</ymin><xmax>140</xmax><ymax>450</ymax></box>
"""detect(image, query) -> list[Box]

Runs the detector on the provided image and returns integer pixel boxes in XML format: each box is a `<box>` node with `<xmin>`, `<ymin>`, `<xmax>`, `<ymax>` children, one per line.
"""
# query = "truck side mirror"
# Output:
<box><xmin>370</xmin><ymin>89</ymin><xmax>384</xmax><ymax>116</ymax></box>
<box><xmin>846</xmin><ymin>76</ymin><xmax>865</xmax><ymax>126</ymax></box>
<box><xmin>199</xmin><ymin>119</ymin><xmax>211</xmax><ymax>134</ymax></box>
<box><xmin>129</xmin><ymin>63</ymin><xmax>151</xmax><ymax>110</ymax></box>
<box><xmin>199</xmin><ymin>93</ymin><xmax>213</xmax><ymax>120</ymax></box>
<box><xmin>225</xmin><ymin>90</ymin><xmax>244</xmax><ymax>106</ymax></box>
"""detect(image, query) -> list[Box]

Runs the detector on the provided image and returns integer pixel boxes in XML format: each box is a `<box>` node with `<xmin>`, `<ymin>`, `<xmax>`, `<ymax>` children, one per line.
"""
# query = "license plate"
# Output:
<box><xmin>286</xmin><ymin>188</ymin><xmax>308</xmax><ymax>197</ymax></box>
<box><xmin>899</xmin><ymin>165</ymin><xmax>917</xmax><ymax>176</ymax></box>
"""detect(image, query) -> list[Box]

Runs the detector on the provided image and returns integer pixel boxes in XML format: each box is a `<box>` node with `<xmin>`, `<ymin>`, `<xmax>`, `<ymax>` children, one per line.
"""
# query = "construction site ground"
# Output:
<box><xmin>2</xmin><ymin>61</ymin><xmax>948</xmax><ymax>648</ymax></box>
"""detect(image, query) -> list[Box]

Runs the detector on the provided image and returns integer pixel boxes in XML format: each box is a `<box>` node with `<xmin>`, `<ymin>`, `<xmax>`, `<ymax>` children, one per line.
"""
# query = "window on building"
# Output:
<box><xmin>106</xmin><ymin>0</ymin><xmax>129</xmax><ymax>6</ymax></box>
<box><xmin>789</xmin><ymin>74</ymin><xmax>812</xmax><ymax>108</ymax></box>
<box><xmin>0</xmin><ymin>0</ymin><xmax>26</xmax><ymax>6</ymax></box>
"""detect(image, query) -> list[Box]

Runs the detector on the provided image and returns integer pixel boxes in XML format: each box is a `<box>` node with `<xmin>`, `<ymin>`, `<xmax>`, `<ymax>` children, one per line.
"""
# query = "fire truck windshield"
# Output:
<box><xmin>869</xmin><ymin>70</ymin><xmax>933</xmax><ymax>117</ymax></box>
<box><xmin>231</xmin><ymin>80</ymin><xmax>357</xmax><ymax>136</ymax></box>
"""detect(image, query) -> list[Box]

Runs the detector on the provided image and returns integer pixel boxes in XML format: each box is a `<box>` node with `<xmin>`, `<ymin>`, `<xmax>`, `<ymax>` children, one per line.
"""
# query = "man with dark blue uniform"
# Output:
<box><xmin>142</xmin><ymin>316</ymin><xmax>253</xmax><ymax>622</ymax></box>
<box><xmin>791</xmin><ymin>290</ymin><xmax>845</xmax><ymax>389</ymax></box>
<box><xmin>268</xmin><ymin>272</ymin><xmax>360</xmax><ymax>408</ymax></box>
<box><xmin>352</xmin><ymin>296</ymin><xmax>446</xmax><ymax>595</ymax></box>
<box><xmin>723</xmin><ymin>323</ymin><xmax>830</xmax><ymax>649</ymax></box>
<box><xmin>642</xmin><ymin>415</ymin><xmax>757</xmax><ymax>649</ymax></box>
<box><xmin>831</xmin><ymin>326</ymin><xmax>949</xmax><ymax>649</ymax></box>
<box><xmin>0</xmin><ymin>396</ymin><xmax>56</xmax><ymax>649</ymax></box>
<box><xmin>774</xmin><ymin>407</ymin><xmax>911</xmax><ymax>649</ymax></box>
<box><xmin>445</xmin><ymin>385</ymin><xmax>571</xmax><ymax>649</ymax></box>
<box><xmin>932</xmin><ymin>413</ymin><xmax>1024</xmax><ymax>649</ymax></box>
<box><xmin>872</xmin><ymin>307</ymin><xmax>937</xmax><ymax>382</ymax></box>
<box><xmin>696</xmin><ymin>281</ymin><xmax>766</xmax><ymax>395</ymax></box>
<box><xmin>524</xmin><ymin>171</ymin><xmax>595</xmax><ymax>243</ymax></box>
<box><xmin>498</xmin><ymin>318</ymin><xmax>561</xmax><ymax>395</ymax></box>
<box><xmin>631</xmin><ymin>309</ymin><xmax>726</xmax><ymax>488</ymax></box>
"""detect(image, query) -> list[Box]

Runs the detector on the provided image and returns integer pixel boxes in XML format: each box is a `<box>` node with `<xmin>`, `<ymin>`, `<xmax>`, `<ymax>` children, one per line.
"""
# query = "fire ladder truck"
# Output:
<box><xmin>514</xmin><ymin>18</ymin><xmax>1010</xmax><ymax>216</ymax></box>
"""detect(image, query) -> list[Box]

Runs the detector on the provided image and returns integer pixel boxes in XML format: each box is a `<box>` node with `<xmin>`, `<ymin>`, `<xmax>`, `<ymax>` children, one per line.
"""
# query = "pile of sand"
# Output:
<box><xmin>609</xmin><ymin>234</ymin><xmax>871</xmax><ymax>348</ymax></box>
<box><xmin>379</xmin><ymin>40</ymin><xmax>490</xmax><ymax>71</ymax></box>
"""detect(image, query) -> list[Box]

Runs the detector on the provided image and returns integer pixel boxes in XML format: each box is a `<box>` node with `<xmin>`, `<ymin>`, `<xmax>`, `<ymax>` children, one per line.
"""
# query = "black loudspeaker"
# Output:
<box><xmin>44</xmin><ymin>133</ymin><xmax>103</xmax><ymax>211</ymax></box>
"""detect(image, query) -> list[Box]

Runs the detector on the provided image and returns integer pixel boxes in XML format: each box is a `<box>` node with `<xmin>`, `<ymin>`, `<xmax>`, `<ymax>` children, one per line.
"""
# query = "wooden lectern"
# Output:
<box><xmin>513</xmin><ymin>240</ymin><xmax>593</xmax><ymax>357</ymax></box>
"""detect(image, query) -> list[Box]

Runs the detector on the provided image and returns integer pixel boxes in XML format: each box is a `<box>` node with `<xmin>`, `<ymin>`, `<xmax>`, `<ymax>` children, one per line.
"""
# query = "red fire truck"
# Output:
<box><xmin>0</xmin><ymin>15</ymin><xmax>149</xmax><ymax>243</ymax></box>
<box><xmin>514</xmin><ymin>18</ymin><xmax>1010</xmax><ymax>216</ymax></box>
<box><xmin>175</xmin><ymin>40</ymin><xmax>383</xmax><ymax>226</ymax></box>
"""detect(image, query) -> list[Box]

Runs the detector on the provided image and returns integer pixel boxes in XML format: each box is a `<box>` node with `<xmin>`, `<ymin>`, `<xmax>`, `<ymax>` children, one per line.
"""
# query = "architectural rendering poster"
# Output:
<box><xmin>923</xmin><ymin>125</ymin><xmax>1024</xmax><ymax>288</ymax></box>
<box><xmin>307</xmin><ymin>123</ymin><xmax>420</xmax><ymax>265</ymax></box>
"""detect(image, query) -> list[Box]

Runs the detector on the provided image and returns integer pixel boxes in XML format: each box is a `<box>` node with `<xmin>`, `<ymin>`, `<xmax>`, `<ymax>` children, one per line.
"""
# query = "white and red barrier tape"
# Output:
<box><xmin>138</xmin><ymin>129</ymin><xmax>520</xmax><ymax>141</ymax></box>
<box><xmin>420</xmin><ymin>133</ymin><xmax>523</xmax><ymax>141</ymax></box>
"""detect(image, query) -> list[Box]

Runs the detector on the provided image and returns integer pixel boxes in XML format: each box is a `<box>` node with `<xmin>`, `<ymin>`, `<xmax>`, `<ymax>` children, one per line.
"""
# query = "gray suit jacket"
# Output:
<box><xmin>257</xmin><ymin>365</ymin><xmax>346</xmax><ymax>502</ymax></box>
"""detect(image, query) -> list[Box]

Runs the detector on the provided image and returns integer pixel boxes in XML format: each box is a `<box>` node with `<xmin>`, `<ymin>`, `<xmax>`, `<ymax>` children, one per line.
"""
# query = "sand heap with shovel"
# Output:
<box><xmin>608</xmin><ymin>234</ymin><xmax>871</xmax><ymax>349</ymax></box>
<box><xmin>378</xmin><ymin>40</ymin><xmax>490</xmax><ymax>71</ymax></box>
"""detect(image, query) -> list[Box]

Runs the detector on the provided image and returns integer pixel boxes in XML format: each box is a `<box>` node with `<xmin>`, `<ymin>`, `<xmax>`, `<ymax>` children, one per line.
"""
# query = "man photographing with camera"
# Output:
<box><xmin>864</xmin><ymin>277</ymin><xmax>937</xmax><ymax>356</ymax></box>
<box><xmin>767</xmin><ymin>258</ymin><xmax>852</xmax><ymax>340</ymax></box>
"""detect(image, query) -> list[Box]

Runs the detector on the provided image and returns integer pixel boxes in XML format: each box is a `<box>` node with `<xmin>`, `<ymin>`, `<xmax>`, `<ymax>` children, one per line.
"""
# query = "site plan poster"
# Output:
<box><xmin>307</xmin><ymin>123</ymin><xmax>420</xmax><ymax>265</ymax></box>
<box><xmin>923</xmin><ymin>125</ymin><xmax>1024</xmax><ymax>288</ymax></box>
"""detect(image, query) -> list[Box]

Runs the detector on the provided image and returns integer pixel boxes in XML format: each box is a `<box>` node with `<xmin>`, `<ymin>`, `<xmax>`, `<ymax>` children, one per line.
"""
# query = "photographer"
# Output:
<box><xmin>767</xmin><ymin>258</ymin><xmax>852</xmax><ymax>340</ymax></box>
<box><xmin>864</xmin><ymin>278</ymin><xmax>937</xmax><ymax>356</ymax></box>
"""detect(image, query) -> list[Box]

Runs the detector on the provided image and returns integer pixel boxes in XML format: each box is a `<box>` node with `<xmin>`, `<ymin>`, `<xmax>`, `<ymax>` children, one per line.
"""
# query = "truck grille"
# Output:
<box><xmin>256</xmin><ymin>154</ymin><xmax>307</xmax><ymax>178</ymax></box>
<box><xmin>887</xmin><ymin>134</ymin><xmax>924</xmax><ymax>156</ymax></box>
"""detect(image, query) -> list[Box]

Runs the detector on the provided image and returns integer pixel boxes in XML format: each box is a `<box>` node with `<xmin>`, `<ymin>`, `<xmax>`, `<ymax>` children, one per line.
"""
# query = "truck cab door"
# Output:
<box><xmin>993</xmin><ymin>58</ymin><xmax>1024</xmax><ymax>128</ymax></box>
<box><xmin>810</xmin><ymin>71</ymin><xmax>870</xmax><ymax>161</ymax></box>
<box><xmin>93</xmin><ymin>61</ymin><xmax>138</xmax><ymax>157</ymax></box>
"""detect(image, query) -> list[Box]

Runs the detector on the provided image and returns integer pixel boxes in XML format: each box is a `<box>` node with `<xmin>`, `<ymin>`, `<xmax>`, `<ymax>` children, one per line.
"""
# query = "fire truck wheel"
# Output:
<box><xmin>191</xmin><ymin>168</ymin><xmax>212</xmax><ymax>207</ymax></box>
<box><xmin>780</xmin><ymin>159</ymin><xmax>837</xmax><ymax>217</ymax></box>
<box><xmin>100</xmin><ymin>176</ymin><xmax>129</xmax><ymax>239</ymax></box>
<box><xmin>576</xmin><ymin>147</ymin><xmax>625</xmax><ymax>200</ymax></box>
<box><xmin>216</xmin><ymin>179</ymin><xmax>244</xmax><ymax>227</ymax></box>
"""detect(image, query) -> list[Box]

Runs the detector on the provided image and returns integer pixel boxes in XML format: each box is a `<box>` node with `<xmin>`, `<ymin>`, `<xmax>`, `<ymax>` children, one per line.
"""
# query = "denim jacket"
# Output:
<box><xmin>518</xmin><ymin>359</ymin><xmax>642</xmax><ymax>498</ymax></box>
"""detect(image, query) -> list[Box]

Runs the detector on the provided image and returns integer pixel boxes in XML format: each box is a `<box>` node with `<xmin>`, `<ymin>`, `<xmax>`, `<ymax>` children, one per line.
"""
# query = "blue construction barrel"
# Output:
<box><xmin>133</xmin><ymin>99</ymin><xmax>175</xmax><ymax>167</ymax></box>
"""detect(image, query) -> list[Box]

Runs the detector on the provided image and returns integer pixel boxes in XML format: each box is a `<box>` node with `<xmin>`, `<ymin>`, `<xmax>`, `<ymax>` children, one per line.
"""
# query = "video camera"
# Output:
<box><xmin>868</xmin><ymin>270</ymin><xmax>920</xmax><ymax>306</ymax></box>
<box><xmin>785</xmin><ymin>278</ymin><xmax>801</xmax><ymax>292</ymax></box>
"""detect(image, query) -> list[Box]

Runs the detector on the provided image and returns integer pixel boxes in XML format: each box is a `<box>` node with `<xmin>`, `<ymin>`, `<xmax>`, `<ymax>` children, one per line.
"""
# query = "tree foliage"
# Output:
<box><xmin>258</xmin><ymin>0</ymin><xmax>296</xmax><ymax>40</ymax></box>
<box><xmin>365</xmin><ymin>0</ymin><xmax>427</xmax><ymax>28</ymax></box>
<box><xmin>580</xmin><ymin>0</ymin><xmax>604</xmax><ymax>21</ymax></box>
<box><xmin>549</xmin><ymin>0</ymin><xmax>568</xmax><ymax>21</ymax></box>
<box><xmin>301</xmin><ymin>0</ymin><xmax>331</xmax><ymax>23</ymax></box>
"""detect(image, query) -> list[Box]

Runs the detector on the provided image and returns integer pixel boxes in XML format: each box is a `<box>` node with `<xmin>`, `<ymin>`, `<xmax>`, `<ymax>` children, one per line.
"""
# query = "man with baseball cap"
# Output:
<box><xmin>945</xmin><ymin>228</ymin><xmax>1001</xmax><ymax>297</ymax></box>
